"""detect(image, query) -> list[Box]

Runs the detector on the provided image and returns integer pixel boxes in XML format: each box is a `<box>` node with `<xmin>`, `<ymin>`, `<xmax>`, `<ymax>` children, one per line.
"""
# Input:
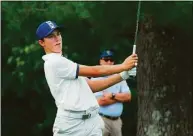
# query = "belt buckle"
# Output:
<box><xmin>82</xmin><ymin>113</ymin><xmax>91</xmax><ymax>120</ymax></box>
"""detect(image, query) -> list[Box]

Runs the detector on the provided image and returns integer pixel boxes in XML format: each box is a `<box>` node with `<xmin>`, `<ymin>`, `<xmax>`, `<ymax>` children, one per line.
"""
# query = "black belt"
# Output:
<box><xmin>99</xmin><ymin>113</ymin><xmax>119</xmax><ymax>120</ymax></box>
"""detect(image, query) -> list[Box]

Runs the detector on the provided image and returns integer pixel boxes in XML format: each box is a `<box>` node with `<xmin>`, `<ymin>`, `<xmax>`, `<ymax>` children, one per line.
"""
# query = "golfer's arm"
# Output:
<box><xmin>114</xmin><ymin>92</ymin><xmax>131</xmax><ymax>102</ymax></box>
<box><xmin>97</xmin><ymin>97</ymin><xmax>117</xmax><ymax>106</ymax></box>
<box><xmin>78</xmin><ymin>64</ymin><xmax>126</xmax><ymax>77</ymax></box>
<box><xmin>86</xmin><ymin>74</ymin><xmax>123</xmax><ymax>92</ymax></box>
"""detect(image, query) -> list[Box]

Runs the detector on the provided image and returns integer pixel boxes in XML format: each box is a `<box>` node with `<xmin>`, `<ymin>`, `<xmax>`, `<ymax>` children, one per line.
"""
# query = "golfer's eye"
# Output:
<box><xmin>46</xmin><ymin>34</ymin><xmax>54</xmax><ymax>38</ymax></box>
<box><xmin>46</xmin><ymin>31</ymin><xmax>61</xmax><ymax>38</ymax></box>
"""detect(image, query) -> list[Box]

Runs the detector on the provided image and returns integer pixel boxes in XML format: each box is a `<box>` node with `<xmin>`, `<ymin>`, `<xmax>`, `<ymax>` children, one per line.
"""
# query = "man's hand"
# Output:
<box><xmin>104</xmin><ymin>92</ymin><xmax>131</xmax><ymax>102</ymax></box>
<box><xmin>97</xmin><ymin>92</ymin><xmax>117</xmax><ymax>106</ymax></box>
<box><xmin>103</xmin><ymin>92</ymin><xmax>113</xmax><ymax>98</ymax></box>
<box><xmin>122</xmin><ymin>54</ymin><xmax>138</xmax><ymax>71</ymax></box>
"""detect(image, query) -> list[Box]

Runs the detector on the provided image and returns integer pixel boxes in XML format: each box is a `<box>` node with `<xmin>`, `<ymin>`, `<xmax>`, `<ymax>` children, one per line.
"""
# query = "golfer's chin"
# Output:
<box><xmin>54</xmin><ymin>50</ymin><xmax>62</xmax><ymax>54</ymax></box>
<box><xmin>53</xmin><ymin>48</ymin><xmax>62</xmax><ymax>54</ymax></box>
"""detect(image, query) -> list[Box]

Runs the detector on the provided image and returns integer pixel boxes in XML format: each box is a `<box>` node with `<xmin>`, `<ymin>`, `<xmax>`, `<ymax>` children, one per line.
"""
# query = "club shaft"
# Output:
<box><xmin>132</xmin><ymin>45</ymin><xmax>136</xmax><ymax>54</ymax></box>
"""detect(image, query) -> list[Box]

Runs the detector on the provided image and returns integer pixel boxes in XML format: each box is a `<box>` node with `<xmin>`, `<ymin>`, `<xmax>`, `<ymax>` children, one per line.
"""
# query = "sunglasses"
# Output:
<box><xmin>102</xmin><ymin>58</ymin><xmax>114</xmax><ymax>62</ymax></box>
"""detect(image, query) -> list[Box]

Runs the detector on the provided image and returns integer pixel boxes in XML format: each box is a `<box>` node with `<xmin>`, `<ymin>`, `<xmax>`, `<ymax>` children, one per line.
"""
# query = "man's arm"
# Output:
<box><xmin>113</xmin><ymin>92</ymin><xmax>131</xmax><ymax>102</ymax></box>
<box><xmin>78</xmin><ymin>54</ymin><xmax>138</xmax><ymax>77</ymax></box>
<box><xmin>114</xmin><ymin>81</ymin><xmax>131</xmax><ymax>102</ymax></box>
<box><xmin>101</xmin><ymin>92</ymin><xmax>131</xmax><ymax>104</ymax></box>
<box><xmin>97</xmin><ymin>96</ymin><xmax>117</xmax><ymax>106</ymax></box>
<box><xmin>86</xmin><ymin>74</ymin><xmax>123</xmax><ymax>92</ymax></box>
<box><xmin>96</xmin><ymin>92</ymin><xmax>131</xmax><ymax>106</ymax></box>
<box><xmin>79</xmin><ymin>64</ymin><xmax>125</xmax><ymax>77</ymax></box>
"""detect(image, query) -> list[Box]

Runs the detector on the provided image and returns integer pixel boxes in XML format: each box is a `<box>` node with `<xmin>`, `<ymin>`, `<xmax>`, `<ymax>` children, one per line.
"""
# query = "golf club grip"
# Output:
<box><xmin>132</xmin><ymin>45</ymin><xmax>136</xmax><ymax>54</ymax></box>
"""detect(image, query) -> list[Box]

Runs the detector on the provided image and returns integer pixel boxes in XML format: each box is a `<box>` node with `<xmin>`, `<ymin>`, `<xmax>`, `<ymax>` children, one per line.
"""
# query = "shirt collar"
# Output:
<box><xmin>42</xmin><ymin>53</ymin><xmax>62</xmax><ymax>61</ymax></box>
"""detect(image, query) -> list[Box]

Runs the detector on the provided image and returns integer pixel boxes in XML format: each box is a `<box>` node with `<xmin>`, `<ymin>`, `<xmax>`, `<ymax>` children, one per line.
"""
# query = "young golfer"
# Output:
<box><xmin>36</xmin><ymin>20</ymin><xmax>138</xmax><ymax>136</ymax></box>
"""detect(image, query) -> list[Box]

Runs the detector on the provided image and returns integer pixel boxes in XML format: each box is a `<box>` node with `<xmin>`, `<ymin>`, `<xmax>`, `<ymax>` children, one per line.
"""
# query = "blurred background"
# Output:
<box><xmin>1</xmin><ymin>1</ymin><xmax>192</xmax><ymax>136</ymax></box>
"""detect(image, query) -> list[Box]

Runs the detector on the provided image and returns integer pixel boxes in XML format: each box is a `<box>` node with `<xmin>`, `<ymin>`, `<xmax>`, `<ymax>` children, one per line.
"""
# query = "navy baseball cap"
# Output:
<box><xmin>100</xmin><ymin>50</ymin><xmax>114</xmax><ymax>59</ymax></box>
<box><xmin>36</xmin><ymin>21</ymin><xmax>62</xmax><ymax>40</ymax></box>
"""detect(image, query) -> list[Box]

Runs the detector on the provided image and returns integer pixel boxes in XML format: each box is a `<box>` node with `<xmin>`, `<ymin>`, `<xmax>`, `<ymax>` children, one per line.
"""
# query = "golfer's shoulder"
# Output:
<box><xmin>49</xmin><ymin>55</ymin><xmax>71</xmax><ymax>66</ymax></box>
<box><xmin>43</xmin><ymin>54</ymin><xmax>58</xmax><ymax>64</ymax></box>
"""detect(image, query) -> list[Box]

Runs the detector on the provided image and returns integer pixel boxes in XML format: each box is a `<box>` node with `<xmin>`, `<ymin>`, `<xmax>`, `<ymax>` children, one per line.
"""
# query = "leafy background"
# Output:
<box><xmin>1</xmin><ymin>1</ymin><xmax>192</xmax><ymax>136</ymax></box>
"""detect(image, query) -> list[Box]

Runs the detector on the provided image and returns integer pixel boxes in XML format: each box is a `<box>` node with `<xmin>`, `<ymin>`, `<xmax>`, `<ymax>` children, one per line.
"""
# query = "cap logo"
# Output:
<box><xmin>106</xmin><ymin>50</ymin><xmax>111</xmax><ymax>55</ymax></box>
<box><xmin>46</xmin><ymin>21</ymin><xmax>55</xmax><ymax>29</ymax></box>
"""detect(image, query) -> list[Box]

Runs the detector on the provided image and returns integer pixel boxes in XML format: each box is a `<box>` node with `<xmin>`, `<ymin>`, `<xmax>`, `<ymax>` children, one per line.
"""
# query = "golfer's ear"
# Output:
<box><xmin>38</xmin><ymin>39</ymin><xmax>44</xmax><ymax>47</ymax></box>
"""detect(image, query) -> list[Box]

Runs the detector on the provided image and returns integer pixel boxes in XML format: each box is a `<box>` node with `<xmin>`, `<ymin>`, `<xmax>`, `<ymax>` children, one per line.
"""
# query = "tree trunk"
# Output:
<box><xmin>136</xmin><ymin>16</ymin><xmax>193</xmax><ymax>136</ymax></box>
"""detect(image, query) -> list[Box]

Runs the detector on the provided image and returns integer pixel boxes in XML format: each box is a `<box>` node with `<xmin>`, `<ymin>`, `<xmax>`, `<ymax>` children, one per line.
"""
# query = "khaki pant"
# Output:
<box><xmin>101</xmin><ymin>116</ymin><xmax>122</xmax><ymax>136</ymax></box>
<box><xmin>53</xmin><ymin>108</ymin><xmax>104</xmax><ymax>136</ymax></box>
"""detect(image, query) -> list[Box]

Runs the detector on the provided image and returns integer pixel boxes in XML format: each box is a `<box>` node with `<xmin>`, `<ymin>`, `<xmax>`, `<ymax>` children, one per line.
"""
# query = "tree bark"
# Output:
<box><xmin>136</xmin><ymin>16</ymin><xmax>193</xmax><ymax>136</ymax></box>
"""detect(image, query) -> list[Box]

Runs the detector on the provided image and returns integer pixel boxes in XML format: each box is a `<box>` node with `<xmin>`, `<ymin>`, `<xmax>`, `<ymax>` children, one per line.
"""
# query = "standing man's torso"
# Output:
<box><xmin>92</xmin><ymin>76</ymin><xmax>130</xmax><ymax>117</ymax></box>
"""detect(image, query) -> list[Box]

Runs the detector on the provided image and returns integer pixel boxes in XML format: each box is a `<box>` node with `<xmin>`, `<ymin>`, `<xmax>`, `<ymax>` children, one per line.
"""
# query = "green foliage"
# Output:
<box><xmin>1</xmin><ymin>1</ymin><xmax>192</xmax><ymax>136</ymax></box>
<box><xmin>142</xmin><ymin>1</ymin><xmax>192</xmax><ymax>28</ymax></box>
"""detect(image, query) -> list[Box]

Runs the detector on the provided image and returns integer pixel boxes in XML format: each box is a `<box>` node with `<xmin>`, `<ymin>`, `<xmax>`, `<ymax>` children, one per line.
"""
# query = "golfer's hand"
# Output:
<box><xmin>122</xmin><ymin>54</ymin><xmax>138</xmax><ymax>71</ymax></box>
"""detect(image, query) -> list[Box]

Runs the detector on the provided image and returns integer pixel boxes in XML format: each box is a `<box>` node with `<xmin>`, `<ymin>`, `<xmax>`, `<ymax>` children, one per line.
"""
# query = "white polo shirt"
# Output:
<box><xmin>42</xmin><ymin>53</ymin><xmax>99</xmax><ymax>111</ymax></box>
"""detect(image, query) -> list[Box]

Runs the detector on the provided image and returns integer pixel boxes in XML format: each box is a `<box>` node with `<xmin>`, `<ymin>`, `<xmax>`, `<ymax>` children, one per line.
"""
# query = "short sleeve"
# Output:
<box><xmin>54</xmin><ymin>57</ymin><xmax>79</xmax><ymax>79</ymax></box>
<box><xmin>120</xmin><ymin>80</ymin><xmax>130</xmax><ymax>93</ymax></box>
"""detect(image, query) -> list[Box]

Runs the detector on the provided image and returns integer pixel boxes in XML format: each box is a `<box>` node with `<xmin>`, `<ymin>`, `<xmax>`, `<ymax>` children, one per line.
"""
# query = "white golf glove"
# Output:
<box><xmin>128</xmin><ymin>67</ymin><xmax>137</xmax><ymax>77</ymax></box>
<box><xmin>120</xmin><ymin>68</ymin><xmax>137</xmax><ymax>80</ymax></box>
<box><xmin>120</xmin><ymin>71</ymin><xmax>129</xmax><ymax>80</ymax></box>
